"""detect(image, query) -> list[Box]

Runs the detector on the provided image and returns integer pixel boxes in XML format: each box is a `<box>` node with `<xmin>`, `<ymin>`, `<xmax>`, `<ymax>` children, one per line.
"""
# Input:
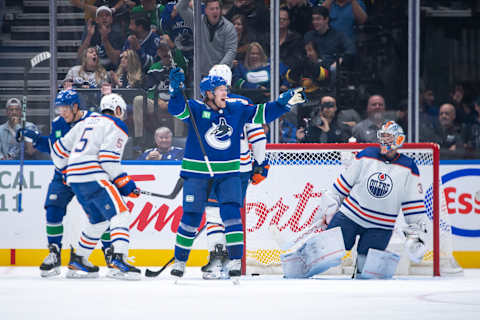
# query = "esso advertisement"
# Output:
<box><xmin>440</xmin><ymin>165</ymin><xmax>480</xmax><ymax>251</ymax></box>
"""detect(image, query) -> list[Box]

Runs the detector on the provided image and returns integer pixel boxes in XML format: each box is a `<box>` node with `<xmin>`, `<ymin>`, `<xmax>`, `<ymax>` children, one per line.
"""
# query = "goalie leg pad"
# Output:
<box><xmin>358</xmin><ymin>248</ymin><xmax>400</xmax><ymax>279</ymax></box>
<box><xmin>281</xmin><ymin>246</ymin><xmax>309</xmax><ymax>278</ymax></box>
<box><xmin>303</xmin><ymin>227</ymin><xmax>345</xmax><ymax>277</ymax></box>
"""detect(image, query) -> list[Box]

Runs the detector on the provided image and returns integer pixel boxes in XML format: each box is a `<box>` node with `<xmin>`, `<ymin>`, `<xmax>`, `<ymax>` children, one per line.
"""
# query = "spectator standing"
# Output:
<box><xmin>231</xmin><ymin>14</ymin><xmax>257</xmax><ymax>67</ymax></box>
<box><xmin>160</xmin><ymin>2</ymin><xmax>194</xmax><ymax>62</ymax></box>
<box><xmin>279</xmin><ymin>8</ymin><xmax>304</xmax><ymax>69</ymax></box>
<box><xmin>131</xmin><ymin>0</ymin><xmax>166</xmax><ymax>33</ymax></box>
<box><xmin>322</xmin><ymin>0</ymin><xmax>368</xmax><ymax>44</ymax></box>
<box><xmin>122</xmin><ymin>15</ymin><xmax>161</xmax><ymax>71</ymax></box>
<box><xmin>304</xmin><ymin>6</ymin><xmax>355</xmax><ymax>75</ymax></box>
<box><xmin>176</xmin><ymin>0</ymin><xmax>238</xmax><ymax>76</ymax></box>
<box><xmin>137</xmin><ymin>127</ymin><xmax>184</xmax><ymax>160</ymax></box>
<box><xmin>0</xmin><ymin>98</ymin><xmax>39</xmax><ymax>160</ymax></box>
<box><xmin>65</xmin><ymin>46</ymin><xmax>111</xmax><ymax>88</ymax></box>
<box><xmin>225</xmin><ymin>0</ymin><xmax>269</xmax><ymax>36</ymax></box>
<box><xmin>283</xmin><ymin>0</ymin><xmax>313</xmax><ymax>36</ymax></box>
<box><xmin>351</xmin><ymin>94</ymin><xmax>389</xmax><ymax>142</ymax></box>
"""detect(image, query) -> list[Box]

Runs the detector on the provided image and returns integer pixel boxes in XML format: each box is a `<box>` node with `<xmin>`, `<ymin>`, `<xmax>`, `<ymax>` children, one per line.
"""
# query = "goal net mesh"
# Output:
<box><xmin>244</xmin><ymin>144</ymin><xmax>463</xmax><ymax>276</ymax></box>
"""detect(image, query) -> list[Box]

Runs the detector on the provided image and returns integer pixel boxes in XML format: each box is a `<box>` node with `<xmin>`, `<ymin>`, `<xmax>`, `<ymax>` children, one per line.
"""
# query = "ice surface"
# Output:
<box><xmin>1</xmin><ymin>267</ymin><xmax>479</xmax><ymax>320</ymax></box>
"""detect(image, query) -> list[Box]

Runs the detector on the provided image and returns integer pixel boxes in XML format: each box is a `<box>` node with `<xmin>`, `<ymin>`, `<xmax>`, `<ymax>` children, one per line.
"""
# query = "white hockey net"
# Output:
<box><xmin>243</xmin><ymin>143</ymin><xmax>463</xmax><ymax>276</ymax></box>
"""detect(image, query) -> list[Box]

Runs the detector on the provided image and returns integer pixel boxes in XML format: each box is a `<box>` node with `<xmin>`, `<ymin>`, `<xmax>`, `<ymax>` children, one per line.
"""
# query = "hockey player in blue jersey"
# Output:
<box><xmin>17</xmin><ymin>89</ymin><xmax>112</xmax><ymax>277</ymax></box>
<box><xmin>167</xmin><ymin>67</ymin><xmax>305</xmax><ymax>280</ymax></box>
<box><xmin>201</xmin><ymin>64</ymin><xmax>270</xmax><ymax>280</ymax></box>
<box><xmin>318</xmin><ymin>121</ymin><xmax>429</xmax><ymax>278</ymax></box>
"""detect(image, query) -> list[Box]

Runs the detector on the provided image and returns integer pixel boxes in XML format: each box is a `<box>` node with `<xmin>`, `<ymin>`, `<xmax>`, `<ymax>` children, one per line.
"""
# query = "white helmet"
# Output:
<box><xmin>377</xmin><ymin>120</ymin><xmax>406</xmax><ymax>153</ymax></box>
<box><xmin>100</xmin><ymin>93</ymin><xmax>127</xmax><ymax>117</ymax></box>
<box><xmin>209</xmin><ymin>64</ymin><xmax>232</xmax><ymax>86</ymax></box>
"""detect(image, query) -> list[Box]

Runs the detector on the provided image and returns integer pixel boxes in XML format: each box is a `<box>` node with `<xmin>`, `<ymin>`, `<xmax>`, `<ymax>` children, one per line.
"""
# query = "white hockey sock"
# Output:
<box><xmin>110</xmin><ymin>211</ymin><xmax>130</xmax><ymax>255</ymax></box>
<box><xmin>76</xmin><ymin>220</ymin><xmax>109</xmax><ymax>258</ymax></box>
<box><xmin>205</xmin><ymin>206</ymin><xmax>226</xmax><ymax>251</ymax></box>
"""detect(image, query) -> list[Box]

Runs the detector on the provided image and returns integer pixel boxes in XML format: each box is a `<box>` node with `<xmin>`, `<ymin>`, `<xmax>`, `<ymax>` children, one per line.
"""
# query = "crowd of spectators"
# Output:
<box><xmin>1</xmin><ymin>0</ymin><xmax>479</xmax><ymax>160</ymax></box>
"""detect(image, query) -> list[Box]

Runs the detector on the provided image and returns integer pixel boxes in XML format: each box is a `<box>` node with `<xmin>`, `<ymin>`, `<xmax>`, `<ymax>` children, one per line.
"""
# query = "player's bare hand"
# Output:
<box><xmin>147</xmin><ymin>150</ymin><xmax>161</xmax><ymax>160</ymax></box>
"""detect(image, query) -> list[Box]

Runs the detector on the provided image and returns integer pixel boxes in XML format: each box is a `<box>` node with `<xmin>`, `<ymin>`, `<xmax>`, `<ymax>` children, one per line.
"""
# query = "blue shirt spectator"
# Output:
<box><xmin>137</xmin><ymin>127</ymin><xmax>184</xmax><ymax>160</ymax></box>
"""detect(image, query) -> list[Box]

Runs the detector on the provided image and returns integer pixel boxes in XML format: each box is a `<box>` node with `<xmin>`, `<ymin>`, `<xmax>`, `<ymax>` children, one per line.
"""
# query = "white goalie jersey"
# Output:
<box><xmin>329</xmin><ymin>147</ymin><xmax>427</xmax><ymax>230</ymax></box>
<box><xmin>51</xmin><ymin>113</ymin><xmax>129</xmax><ymax>184</ymax></box>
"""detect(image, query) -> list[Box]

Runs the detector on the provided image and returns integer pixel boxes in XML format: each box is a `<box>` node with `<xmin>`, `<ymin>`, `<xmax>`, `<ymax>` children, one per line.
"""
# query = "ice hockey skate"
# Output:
<box><xmin>39</xmin><ymin>243</ymin><xmax>61</xmax><ymax>278</ymax></box>
<box><xmin>224</xmin><ymin>259</ymin><xmax>241</xmax><ymax>284</ymax></box>
<box><xmin>107</xmin><ymin>252</ymin><xmax>141</xmax><ymax>280</ymax></box>
<box><xmin>66</xmin><ymin>247</ymin><xmax>99</xmax><ymax>279</ymax></box>
<box><xmin>202</xmin><ymin>244</ymin><xmax>229</xmax><ymax>280</ymax></box>
<box><xmin>170</xmin><ymin>260</ymin><xmax>186</xmax><ymax>283</ymax></box>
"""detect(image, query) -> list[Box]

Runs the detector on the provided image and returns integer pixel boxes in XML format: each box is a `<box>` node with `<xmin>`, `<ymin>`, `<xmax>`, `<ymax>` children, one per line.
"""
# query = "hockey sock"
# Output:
<box><xmin>45</xmin><ymin>206</ymin><xmax>66</xmax><ymax>247</ymax></box>
<box><xmin>110</xmin><ymin>211</ymin><xmax>130</xmax><ymax>255</ymax></box>
<box><xmin>175</xmin><ymin>211</ymin><xmax>203</xmax><ymax>262</ymax></box>
<box><xmin>205</xmin><ymin>206</ymin><xmax>226</xmax><ymax>251</ymax></box>
<box><xmin>76</xmin><ymin>220</ymin><xmax>109</xmax><ymax>258</ymax></box>
<box><xmin>220</xmin><ymin>203</ymin><xmax>244</xmax><ymax>260</ymax></box>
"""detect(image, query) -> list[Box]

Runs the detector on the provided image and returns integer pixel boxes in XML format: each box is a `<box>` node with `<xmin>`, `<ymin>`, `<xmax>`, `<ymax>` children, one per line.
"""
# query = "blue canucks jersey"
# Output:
<box><xmin>168</xmin><ymin>94</ymin><xmax>286</xmax><ymax>178</ymax></box>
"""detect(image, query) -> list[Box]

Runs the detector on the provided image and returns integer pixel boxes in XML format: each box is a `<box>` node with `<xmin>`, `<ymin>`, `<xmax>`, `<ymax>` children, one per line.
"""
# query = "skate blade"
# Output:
<box><xmin>106</xmin><ymin>269</ymin><xmax>141</xmax><ymax>281</ymax></box>
<box><xmin>40</xmin><ymin>268</ymin><xmax>61</xmax><ymax>278</ymax></box>
<box><xmin>66</xmin><ymin>269</ymin><xmax>99</xmax><ymax>279</ymax></box>
<box><xmin>202</xmin><ymin>271</ymin><xmax>230</xmax><ymax>280</ymax></box>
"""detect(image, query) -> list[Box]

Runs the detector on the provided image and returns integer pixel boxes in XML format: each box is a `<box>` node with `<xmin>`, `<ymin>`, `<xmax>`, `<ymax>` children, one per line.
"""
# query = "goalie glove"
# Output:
<box><xmin>317</xmin><ymin>192</ymin><xmax>339</xmax><ymax>230</ymax></box>
<box><xmin>113</xmin><ymin>173</ymin><xmax>140</xmax><ymax>198</ymax></box>
<box><xmin>251</xmin><ymin>160</ymin><xmax>270</xmax><ymax>185</ymax></box>
<box><xmin>403</xmin><ymin>218</ymin><xmax>428</xmax><ymax>264</ymax></box>
<box><xmin>277</xmin><ymin>87</ymin><xmax>306</xmax><ymax>110</ymax></box>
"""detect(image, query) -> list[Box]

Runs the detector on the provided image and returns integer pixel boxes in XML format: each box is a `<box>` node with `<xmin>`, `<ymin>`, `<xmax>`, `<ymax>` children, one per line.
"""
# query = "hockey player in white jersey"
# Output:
<box><xmin>317</xmin><ymin>121</ymin><xmax>429</xmax><ymax>278</ymax></box>
<box><xmin>201</xmin><ymin>64</ymin><xmax>268</xmax><ymax>280</ymax></box>
<box><xmin>51</xmin><ymin>93</ymin><xmax>142</xmax><ymax>280</ymax></box>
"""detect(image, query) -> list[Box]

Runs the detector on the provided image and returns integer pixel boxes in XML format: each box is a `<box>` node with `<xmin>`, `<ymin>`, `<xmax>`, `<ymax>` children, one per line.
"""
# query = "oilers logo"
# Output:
<box><xmin>367</xmin><ymin>172</ymin><xmax>393</xmax><ymax>198</ymax></box>
<box><xmin>205</xmin><ymin>117</ymin><xmax>233</xmax><ymax>150</ymax></box>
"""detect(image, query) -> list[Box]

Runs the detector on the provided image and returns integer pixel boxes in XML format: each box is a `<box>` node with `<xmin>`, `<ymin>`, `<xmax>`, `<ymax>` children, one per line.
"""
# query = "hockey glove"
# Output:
<box><xmin>169</xmin><ymin>67</ymin><xmax>185</xmax><ymax>97</ymax></box>
<box><xmin>16</xmin><ymin>128</ymin><xmax>40</xmax><ymax>144</ymax></box>
<box><xmin>277</xmin><ymin>87</ymin><xmax>306</xmax><ymax>110</ymax></box>
<box><xmin>251</xmin><ymin>160</ymin><xmax>270</xmax><ymax>185</ymax></box>
<box><xmin>113</xmin><ymin>173</ymin><xmax>140</xmax><ymax>198</ymax></box>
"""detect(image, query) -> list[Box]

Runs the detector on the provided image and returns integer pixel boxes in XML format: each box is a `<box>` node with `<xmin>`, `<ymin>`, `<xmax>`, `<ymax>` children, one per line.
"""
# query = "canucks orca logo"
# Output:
<box><xmin>367</xmin><ymin>172</ymin><xmax>393</xmax><ymax>198</ymax></box>
<box><xmin>205</xmin><ymin>117</ymin><xmax>233</xmax><ymax>150</ymax></box>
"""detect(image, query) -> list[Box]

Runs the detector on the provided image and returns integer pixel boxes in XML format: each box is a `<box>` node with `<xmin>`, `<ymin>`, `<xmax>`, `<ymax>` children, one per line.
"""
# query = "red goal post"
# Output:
<box><xmin>242</xmin><ymin>143</ymin><xmax>444</xmax><ymax>276</ymax></box>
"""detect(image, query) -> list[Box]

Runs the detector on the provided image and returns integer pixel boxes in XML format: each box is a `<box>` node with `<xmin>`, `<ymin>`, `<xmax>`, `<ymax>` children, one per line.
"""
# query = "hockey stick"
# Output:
<box><xmin>181</xmin><ymin>89</ymin><xmax>214</xmax><ymax>177</ymax></box>
<box><xmin>140</xmin><ymin>177</ymin><xmax>184</xmax><ymax>199</ymax></box>
<box><xmin>145</xmin><ymin>224</ymin><xmax>206</xmax><ymax>277</ymax></box>
<box><xmin>18</xmin><ymin>51</ymin><xmax>51</xmax><ymax>212</ymax></box>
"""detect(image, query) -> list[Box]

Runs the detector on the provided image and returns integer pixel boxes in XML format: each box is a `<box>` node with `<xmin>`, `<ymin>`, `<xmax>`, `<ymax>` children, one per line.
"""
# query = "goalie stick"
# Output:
<box><xmin>18</xmin><ymin>51</ymin><xmax>51</xmax><ymax>212</ymax></box>
<box><xmin>145</xmin><ymin>224</ymin><xmax>206</xmax><ymax>277</ymax></box>
<box><xmin>140</xmin><ymin>177</ymin><xmax>184</xmax><ymax>199</ymax></box>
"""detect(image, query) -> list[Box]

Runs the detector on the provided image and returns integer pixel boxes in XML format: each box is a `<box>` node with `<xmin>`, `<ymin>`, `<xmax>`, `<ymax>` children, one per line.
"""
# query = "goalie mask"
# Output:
<box><xmin>200</xmin><ymin>75</ymin><xmax>227</xmax><ymax>98</ymax></box>
<box><xmin>209</xmin><ymin>64</ymin><xmax>232</xmax><ymax>86</ymax></box>
<box><xmin>100</xmin><ymin>93</ymin><xmax>127</xmax><ymax>118</ymax></box>
<box><xmin>377</xmin><ymin>120</ymin><xmax>406</xmax><ymax>154</ymax></box>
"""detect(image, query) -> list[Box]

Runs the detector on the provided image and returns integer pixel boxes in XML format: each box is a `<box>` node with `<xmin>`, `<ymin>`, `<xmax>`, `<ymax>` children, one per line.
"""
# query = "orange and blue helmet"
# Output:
<box><xmin>377</xmin><ymin>120</ymin><xmax>406</xmax><ymax>153</ymax></box>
